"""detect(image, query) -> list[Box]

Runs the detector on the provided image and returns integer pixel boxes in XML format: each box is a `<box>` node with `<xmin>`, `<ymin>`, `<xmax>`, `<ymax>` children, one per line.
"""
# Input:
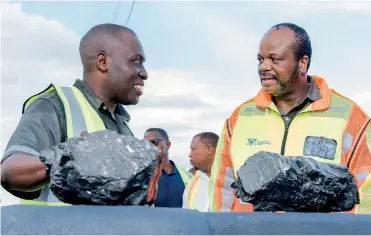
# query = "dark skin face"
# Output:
<box><xmin>96</xmin><ymin>31</ymin><xmax>148</xmax><ymax>106</ymax></box>
<box><xmin>257</xmin><ymin>27</ymin><xmax>309</xmax><ymax>98</ymax></box>
<box><xmin>144</xmin><ymin>131</ymin><xmax>171</xmax><ymax>158</ymax></box>
<box><xmin>189</xmin><ymin>136</ymin><xmax>215</xmax><ymax>174</ymax></box>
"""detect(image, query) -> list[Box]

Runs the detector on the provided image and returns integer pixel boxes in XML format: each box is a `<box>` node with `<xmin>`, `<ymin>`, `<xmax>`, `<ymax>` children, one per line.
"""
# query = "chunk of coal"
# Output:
<box><xmin>231</xmin><ymin>151</ymin><xmax>359</xmax><ymax>212</ymax></box>
<box><xmin>41</xmin><ymin>130</ymin><xmax>160</xmax><ymax>205</ymax></box>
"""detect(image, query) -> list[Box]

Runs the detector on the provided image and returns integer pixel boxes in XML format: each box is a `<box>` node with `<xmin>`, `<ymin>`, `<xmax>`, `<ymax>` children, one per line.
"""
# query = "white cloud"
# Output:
<box><xmin>291</xmin><ymin>1</ymin><xmax>371</xmax><ymax>12</ymax></box>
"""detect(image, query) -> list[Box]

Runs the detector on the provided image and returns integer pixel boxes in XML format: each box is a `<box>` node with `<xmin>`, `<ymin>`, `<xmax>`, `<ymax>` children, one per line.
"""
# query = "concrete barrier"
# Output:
<box><xmin>1</xmin><ymin>205</ymin><xmax>371</xmax><ymax>235</ymax></box>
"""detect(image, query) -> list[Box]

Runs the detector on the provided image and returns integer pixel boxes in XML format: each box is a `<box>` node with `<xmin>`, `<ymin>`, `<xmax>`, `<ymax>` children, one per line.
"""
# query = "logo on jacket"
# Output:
<box><xmin>247</xmin><ymin>138</ymin><xmax>271</xmax><ymax>146</ymax></box>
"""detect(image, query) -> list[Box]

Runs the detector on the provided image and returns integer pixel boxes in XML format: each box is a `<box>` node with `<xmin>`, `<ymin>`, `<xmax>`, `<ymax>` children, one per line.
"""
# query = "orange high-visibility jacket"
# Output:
<box><xmin>209</xmin><ymin>75</ymin><xmax>371</xmax><ymax>213</ymax></box>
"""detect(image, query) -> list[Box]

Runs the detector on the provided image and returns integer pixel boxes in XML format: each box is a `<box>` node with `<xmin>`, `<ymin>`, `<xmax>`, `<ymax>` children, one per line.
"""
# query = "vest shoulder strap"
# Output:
<box><xmin>22</xmin><ymin>84</ymin><xmax>106</xmax><ymax>140</ymax></box>
<box><xmin>178</xmin><ymin>167</ymin><xmax>193</xmax><ymax>185</ymax></box>
<box><xmin>22</xmin><ymin>84</ymin><xmax>55</xmax><ymax>113</ymax></box>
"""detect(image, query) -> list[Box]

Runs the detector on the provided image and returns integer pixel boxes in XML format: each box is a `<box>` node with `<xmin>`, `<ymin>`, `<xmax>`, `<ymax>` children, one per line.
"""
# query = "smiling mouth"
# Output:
<box><xmin>134</xmin><ymin>85</ymin><xmax>143</xmax><ymax>94</ymax></box>
<box><xmin>260</xmin><ymin>76</ymin><xmax>276</xmax><ymax>80</ymax></box>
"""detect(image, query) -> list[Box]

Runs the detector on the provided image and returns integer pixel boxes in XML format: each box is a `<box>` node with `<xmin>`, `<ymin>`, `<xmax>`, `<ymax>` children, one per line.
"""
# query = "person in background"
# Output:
<box><xmin>208</xmin><ymin>22</ymin><xmax>371</xmax><ymax>213</ymax></box>
<box><xmin>183</xmin><ymin>132</ymin><xmax>219</xmax><ymax>212</ymax></box>
<box><xmin>144</xmin><ymin>128</ymin><xmax>192</xmax><ymax>208</ymax></box>
<box><xmin>189</xmin><ymin>167</ymin><xmax>197</xmax><ymax>175</ymax></box>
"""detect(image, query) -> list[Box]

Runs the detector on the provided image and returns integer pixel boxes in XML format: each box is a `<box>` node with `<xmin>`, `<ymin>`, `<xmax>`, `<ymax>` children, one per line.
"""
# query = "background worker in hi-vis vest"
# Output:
<box><xmin>1</xmin><ymin>23</ymin><xmax>148</xmax><ymax>205</ymax></box>
<box><xmin>209</xmin><ymin>22</ymin><xmax>371</xmax><ymax>213</ymax></box>
<box><xmin>183</xmin><ymin>132</ymin><xmax>219</xmax><ymax>212</ymax></box>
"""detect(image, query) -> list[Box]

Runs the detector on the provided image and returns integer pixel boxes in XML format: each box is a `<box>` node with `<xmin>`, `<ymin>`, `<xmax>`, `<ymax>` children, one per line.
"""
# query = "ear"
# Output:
<box><xmin>166</xmin><ymin>141</ymin><xmax>171</xmax><ymax>149</ymax></box>
<box><xmin>207</xmin><ymin>145</ymin><xmax>214</xmax><ymax>155</ymax></box>
<box><xmin>299</xmin><ymin>55</ymin><xmax>309</xmax><ymax>73</ymax></box>
<box><xmin>96</xmin><ymin>52</ymin><xmax>108</xmax><ymax>72</ymax></box>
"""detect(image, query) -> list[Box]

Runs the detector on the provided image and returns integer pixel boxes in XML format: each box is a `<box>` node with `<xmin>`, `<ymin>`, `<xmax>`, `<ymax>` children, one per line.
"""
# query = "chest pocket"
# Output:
<box><xmin>303</xmin><ymin>136</ymin><xmax>337</xmax><ymax>160</ymax></box>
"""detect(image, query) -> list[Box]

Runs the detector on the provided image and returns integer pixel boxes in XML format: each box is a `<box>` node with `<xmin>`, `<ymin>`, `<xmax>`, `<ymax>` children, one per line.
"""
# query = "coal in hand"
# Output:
<box><xmin>42</xmin><ymin>130</ymin><xmax>159</xmax><ymax>205</ymax></box>
<box><xmin>232</xmin><ymin>151</ymin><xmax>359</xmax><ymax>212</ymax></box>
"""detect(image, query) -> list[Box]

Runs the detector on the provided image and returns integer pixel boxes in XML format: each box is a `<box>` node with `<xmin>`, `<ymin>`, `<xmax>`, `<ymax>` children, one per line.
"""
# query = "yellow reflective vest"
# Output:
<box><xmin>182</xmin><ymin>170</ymin><xmax>210</xmax><ymax>212</ymax></box>
<box><xmin>19</xmin><ymin>84</ymin><xmax>132</xmax><ymax>206</ymax></box>
<box><xmin>209</xmin><ymin>75</ymin><xmax>371</xmax><ymax>213</ymax></box>
<box><xmin>177</xmin><ymin>167</ymin><xmax>192</xmax><ymax>185</ymax></box>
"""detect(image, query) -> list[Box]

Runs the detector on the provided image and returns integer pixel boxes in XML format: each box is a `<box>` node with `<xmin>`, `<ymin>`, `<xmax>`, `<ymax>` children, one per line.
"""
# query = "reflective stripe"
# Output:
<box><xmin>60</xmin><ymin>86</ymin><xmax>88</xmax><ymax>138</ymax></box>
<box><xmin>178</xmin><ymin>167</ymin><xmax>192</xmax><ymax>185</ymax></box>
<box><xmin>356</xmin><ymin>173</ymin><xmax>371</xmax><ymax>213</ymax></box>
<box><xmin>188</xmin><ymin>174</ymin><xmax>201</xmax><ymax>208</ymax></box>
<box><xmin>357</xmin><ymin>170</ymin><xmax>370</xmax><ymax>182</ymax></box>
<box><xmin>70</xmin><ymin>86</ymin><xmax>105</xmax><ymax>133</ymax></box>
<box><xmin>183</xmin><ymin>171</ymin><xmax>209</xmax><ymax>212</ymax></box>
<box><xmin>343</xmin><ymin>132</ymin><xmax>353</xmax><ymax>155</ymax></box>
<box><xmin>17</xmin><ymin>84</ymin><xmax>108</xmax><ymax>206</ymax></box>
<box><xmin>220</xmin><ymin>167</ymin><xmax>235</xmax><ymax>212</ymax></box>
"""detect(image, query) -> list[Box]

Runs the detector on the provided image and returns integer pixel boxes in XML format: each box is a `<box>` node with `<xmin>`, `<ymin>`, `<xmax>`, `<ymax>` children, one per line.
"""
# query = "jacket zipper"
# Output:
<box><xmin>271</xmin><ymin>111</ymin><xmax>294</xmax><ymax>156</ymax></box>
<box><xmin>280</xmin><ymin>117</ymin><xmax>292</xmax><ymax>155</ymax></box>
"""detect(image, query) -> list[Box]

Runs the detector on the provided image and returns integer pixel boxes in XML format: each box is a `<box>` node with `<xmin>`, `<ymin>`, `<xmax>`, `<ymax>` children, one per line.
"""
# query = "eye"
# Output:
<box><xmin>257</xmin><ymin>58</ymin><xmax>263</xmax><ymax>64</ymax></box>
<box><xmin>132</xmin><ymin>59</ymin><xmax>141</xmax><ymax>65</ymax></box>
<box><xmin>272</xmin><ymin>58</ymin><xmax>280</xmax><ymax>64</ymax></box>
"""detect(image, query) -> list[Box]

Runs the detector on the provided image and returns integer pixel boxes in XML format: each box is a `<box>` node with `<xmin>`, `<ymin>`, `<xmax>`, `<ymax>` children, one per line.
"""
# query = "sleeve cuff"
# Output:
<box><xmin>1</xmin><ymin>145</ymin><xmax>40</xmax><ymax>163</ymax></box>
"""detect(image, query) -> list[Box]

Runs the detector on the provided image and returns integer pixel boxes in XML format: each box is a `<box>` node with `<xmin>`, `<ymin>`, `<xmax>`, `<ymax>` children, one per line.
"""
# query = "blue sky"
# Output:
<box><xmin>1</xmin><ymin>1</ymin><xmax>371</xmax><ymax>204</ymax></box>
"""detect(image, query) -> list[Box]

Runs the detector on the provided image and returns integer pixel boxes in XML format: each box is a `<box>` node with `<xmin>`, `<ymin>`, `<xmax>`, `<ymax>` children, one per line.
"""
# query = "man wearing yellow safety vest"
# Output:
<box><xmin>1</xmin><ymin>23</ymin><xmax>148</xmax><ymax>205</ymax></box>
<box><xmin>144</xmin><ymin>128</ymin><xmax>192</xmax><ymax>208</ymax></box>
<box><xmin>209</xmin><ymin>22</ymin><xmax>371</xmax><ymax>214</ymax></box>
<box><xmin>183</xmin><ymin>132</ymin><xmax>219</xmax><ymax>212</ymax></box>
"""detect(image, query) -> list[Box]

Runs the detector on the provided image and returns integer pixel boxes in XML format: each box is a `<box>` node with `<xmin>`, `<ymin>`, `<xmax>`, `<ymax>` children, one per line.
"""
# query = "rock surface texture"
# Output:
<box><xmin>232</xmin><ymin>151</ymin><xmax>359</xmax><ymax>212</ymax></box>
<box><xmin>40</xmin><ymin>130</ymin><xmax>160</xmax><ymax>205</ymax></box>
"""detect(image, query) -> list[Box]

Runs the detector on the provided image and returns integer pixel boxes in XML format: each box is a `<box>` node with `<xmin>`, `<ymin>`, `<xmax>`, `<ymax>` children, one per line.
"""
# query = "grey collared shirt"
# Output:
<box><xmin>279</xmin><ymin>76</ymin><xmax>322</xmax><ymax>124</ymax></box>
<box><xmin>2</xmin><ymin>79</ymin><xmax>134</xmax><ymax>198</ymax></box>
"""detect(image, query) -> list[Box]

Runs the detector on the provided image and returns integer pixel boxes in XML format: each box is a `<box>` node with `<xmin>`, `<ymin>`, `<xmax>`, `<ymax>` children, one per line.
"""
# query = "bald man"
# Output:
<box><xmin>1</xmin><ymin>24</ymin><xmax>148</xmax><ymax>205</ymax></box>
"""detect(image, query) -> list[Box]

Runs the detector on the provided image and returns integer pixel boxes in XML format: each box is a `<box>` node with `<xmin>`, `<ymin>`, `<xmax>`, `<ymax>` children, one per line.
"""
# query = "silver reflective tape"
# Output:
<box><xmin>220</xmin><ymin>167</ymin><xmax>235</xmax><ymax>212</ymax></box>
<box><xmin>356</xmin><ymin>170</ymin><xmax>370</xmax><ymax>182</ymax></box>
<box><xmin>327</xmin><ymin>106</ymin><xmax>347</xmax><ymax>112</ymax></box>
<box><xmin>343</xmin><ymin>132</ymin><xmax>353</xmax><ymax>155</ymax></box>
<box><xmin>47</xmin><ymin>190</ymin><xmax>62</xmax><ymax>203</ymax></box>
<box><xmin>36</xmin><ymin>186</ymin><xmax>51</xmax><ymax>202</ymax></box>
<box><xmin>60</xmin><ymin>86</ymin><xmax>88</xmax><ymax>138</ymax></box>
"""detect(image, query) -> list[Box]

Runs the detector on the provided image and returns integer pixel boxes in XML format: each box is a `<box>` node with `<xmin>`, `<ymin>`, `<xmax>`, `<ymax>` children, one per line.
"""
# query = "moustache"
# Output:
<box><xmin>260</xmin><ymin>73</ymin><xmax>278</xmax><ymax>81</ymax></box>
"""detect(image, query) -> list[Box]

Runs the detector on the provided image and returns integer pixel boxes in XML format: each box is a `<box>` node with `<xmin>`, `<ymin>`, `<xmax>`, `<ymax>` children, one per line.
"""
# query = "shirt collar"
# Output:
<box><xmin>162</xmin><ymin>160</ymin><xmax>178</xmax><ymax>175</ymax></box>
<box><xmin>73</xmin><ymin>79</ymin><xmax>131</xmax><ymax>121</ymax></box>
<box><xmin>306</xmin><ymin>76</ymin><xmax>321</xmax><ymax>102</ymax></box>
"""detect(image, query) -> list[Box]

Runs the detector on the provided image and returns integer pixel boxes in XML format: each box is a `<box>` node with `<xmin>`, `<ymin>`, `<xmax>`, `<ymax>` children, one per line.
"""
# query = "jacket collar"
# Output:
<box><xmin>254</xmin><ymin>75</ymin><xmax>331</xmax><ymax>112</ymax></box>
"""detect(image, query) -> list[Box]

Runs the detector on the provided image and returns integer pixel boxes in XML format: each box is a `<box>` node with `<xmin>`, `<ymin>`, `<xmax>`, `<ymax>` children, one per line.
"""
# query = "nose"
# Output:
<box><xmin>258</xmin><ymin>58</ymin><xmax>272</xmax><ymax>72</ymax></box>
<box><xmin>139</xmin><ymin>68</ymin><xmax>148</xmax><ymax>80</ymax></box>
<box><xmin>189</xmin><ymin>151</ymin><xmax>193</xmax><ymax>159</ymax></box>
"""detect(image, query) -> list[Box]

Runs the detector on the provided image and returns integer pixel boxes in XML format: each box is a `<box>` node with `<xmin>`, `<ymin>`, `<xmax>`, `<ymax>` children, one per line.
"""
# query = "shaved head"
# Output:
<box><xmin>79</xmin><ymin>23</ymin><xmax>136</xmax><ymax>72</ymax></box>
<box><xmin>78</xmin><ymin>23</ymin><xmax>148</xmax><ymax>106</ymax></box>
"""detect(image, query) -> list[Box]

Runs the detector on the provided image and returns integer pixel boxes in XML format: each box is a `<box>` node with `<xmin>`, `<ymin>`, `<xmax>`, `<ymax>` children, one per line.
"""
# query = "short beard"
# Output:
<box><xmin>274</xmin><ymin>62</ymin><xmax>300</xmax><ymax>97</ymax></box>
